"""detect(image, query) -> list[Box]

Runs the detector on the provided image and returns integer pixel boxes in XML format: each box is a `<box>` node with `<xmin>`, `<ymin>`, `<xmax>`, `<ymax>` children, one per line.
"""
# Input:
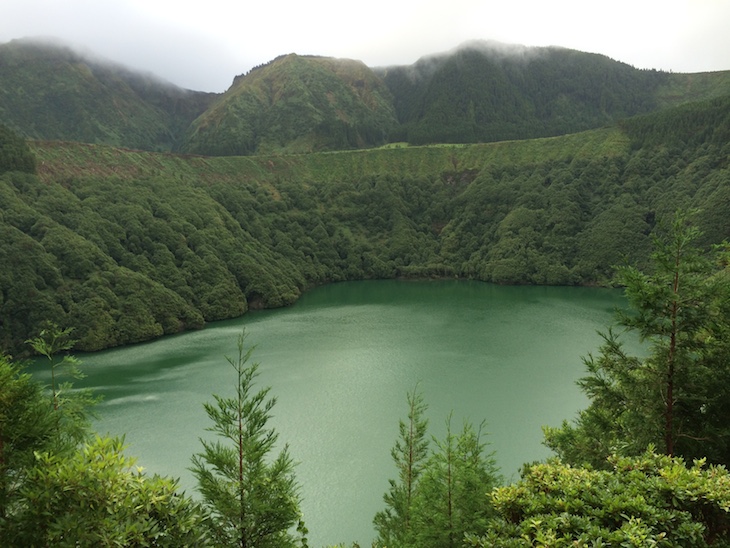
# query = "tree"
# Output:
<box><xmin>467</xmin><ymin>451</ymin><xmax>730</xmax><ymax>547</ymax></box>
<box><xmin>374</xmin><ymin>388</ymin><xmax>501</xmax><ymax>548</ymax></box>
<box><xmin>26</xmin><ymin>323</ymin><xmax>97</xmax><ymax>452</ymax></box>
<box><xmin>190</xmin><ymin>329</ymin><xmax>306</xmax><ymax>548</ymax></box>
<box><xmin>2</xmin><ymin>327</ymin><xmax>98</xmax><ymax>537</ymax></box>
<box><xmin>11</xmin><ymin>436</ymin><xmax>209</xmax><ymax>547</ymax></box>
<box><xmin>2</xmin><ymin>347</ymin><xmax>205</xmax><ymax>545</ymax></box>
<box><xmin>616</xmin><ymin>214</ymin><xmax>729</xmax><ymax>459</ymax></box>
<box><xmin>0</xmin><ymin>355</ymin><xmax>57</xmax><ymax>531</ymax></box>
<box><xmin>373</xmin><ymin>384</ymin><xmax>429</xmax><ymax>547</ymax></box>
<box><xmin>26</xmin><ymin>324</ymin><xmax>77</xmax><ymax>411</ymax></box>
<box><xmin>412</xmin><ymin>416</ymin><xmax>500</xmax><ymax>548</ymax></box>
<box><xmin>545</xmin><ymin>212</ymin><xmax>730</xmax><ymax>467</ymax></box>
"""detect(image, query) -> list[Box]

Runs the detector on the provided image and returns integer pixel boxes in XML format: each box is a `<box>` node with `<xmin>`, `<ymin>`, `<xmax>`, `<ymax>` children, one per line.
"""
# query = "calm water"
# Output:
<box><xmin>60</xmin><ymin>280</ymin><xmax>625</xmax><ymax>546</ymax></box>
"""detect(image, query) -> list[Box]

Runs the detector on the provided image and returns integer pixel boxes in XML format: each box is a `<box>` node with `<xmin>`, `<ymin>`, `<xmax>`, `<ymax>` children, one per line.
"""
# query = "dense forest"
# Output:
<box><xmin>379</xmin><ymin>43</ymin><xmax>668</xmax><ymax>144</ymax></box>
<box><xmin>1</xmin><ymin>92</ymin><xmax>729</xmax><ymax>354</ymax></box>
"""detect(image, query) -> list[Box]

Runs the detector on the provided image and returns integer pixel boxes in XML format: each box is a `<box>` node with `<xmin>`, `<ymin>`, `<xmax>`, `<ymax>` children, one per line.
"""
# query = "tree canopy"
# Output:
<box><xmin>0</xmin><ymin>123</ymin><xmax>35</xmax><ymax>175</ymax></box>
<box><xmin>0</xmin><ymin>332</ymin><xmax>209</xmax><ymax>545</ymax></box>
<box><xmin>468</xmin><ymin>451</ymin><xmax>730</xmax><ymax>547</ymax></box>
<box><xmin>544</xmin><ymin>214</ymin><xmax>730</xmax><ymax>468</ymax></box>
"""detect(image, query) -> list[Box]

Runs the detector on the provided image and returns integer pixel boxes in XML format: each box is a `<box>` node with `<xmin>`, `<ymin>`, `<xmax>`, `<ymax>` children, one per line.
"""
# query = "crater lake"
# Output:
<box><xmin>56</xmin><ymin>280</ymin><xmax>627</xmax><ymax>546</ymax></box>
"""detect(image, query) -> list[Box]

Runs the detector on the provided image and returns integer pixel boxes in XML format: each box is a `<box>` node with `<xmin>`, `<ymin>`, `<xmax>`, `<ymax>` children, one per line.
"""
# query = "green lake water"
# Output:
<box><xmin>64</xmin><ymin>280</ymin><xmax>626</xmax><ymax>546</ymax></box>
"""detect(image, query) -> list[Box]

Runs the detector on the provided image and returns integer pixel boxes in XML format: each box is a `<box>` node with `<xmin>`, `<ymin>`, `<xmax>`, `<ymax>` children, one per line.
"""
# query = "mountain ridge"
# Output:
<box><xmin>2</xmin><ymin>36</ymin><xmax>730</xmax><ymax>154</ymax></box>
<box><xmin>0</xmin><ymin>37</ymin><xmax>217</xmax><ymax>150</ymax></box>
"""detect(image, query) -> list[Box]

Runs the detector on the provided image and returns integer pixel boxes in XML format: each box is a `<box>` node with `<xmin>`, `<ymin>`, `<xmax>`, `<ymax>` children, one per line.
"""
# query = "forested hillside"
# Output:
<box><xmin>180</xmin><ymin>54</ymin><xmax>399</xmax><ymax>155</ymax></box>
<box><xmin>379</xmin><ymin>41</ymin><xmax>667</xmax><ymax>144</ymax></box>
<box><xmin>2</xmin><ymin>37</ymin><xmax>730</xmax><ymax>154</ymax></box>
<box><xmin>0</xmin><ymin>38</ymin><xmax>216</xmax><ymax>151</ymax></box>
<box><xmin>1</xmin><ymin>94</ymin><xmax>728</xmax><ymax>354</ymax></box>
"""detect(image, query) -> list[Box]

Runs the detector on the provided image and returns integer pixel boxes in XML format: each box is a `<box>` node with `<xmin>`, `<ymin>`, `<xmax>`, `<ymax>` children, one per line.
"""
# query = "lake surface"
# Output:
<box><xmin>65</xmin><ymin>280</ymin><xmax>625</xmax><ymax>546</ymax></box>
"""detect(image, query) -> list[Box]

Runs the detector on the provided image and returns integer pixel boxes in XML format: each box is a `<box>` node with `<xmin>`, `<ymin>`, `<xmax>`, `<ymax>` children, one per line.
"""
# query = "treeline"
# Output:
<box><xmin>2</xmin><ymin>97</ymin><xmax>730</xmax><ymax>354</ymax></box>
<box><xmin>620</xmin><ymin>94</ymin><xmax>730</xmax><ymax>150</ymax></box>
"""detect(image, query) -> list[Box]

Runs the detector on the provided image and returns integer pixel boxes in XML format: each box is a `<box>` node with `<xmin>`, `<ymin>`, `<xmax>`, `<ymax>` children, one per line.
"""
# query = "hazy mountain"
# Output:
<box><xmin>0</xmin><ymin>38</ymin><xmax>216</xmax><ymax>151</ymax></box>
<box><xmin>2</xmin><ymin>37</ymin><xmax>730</xmax><ymax>154</ymax></box>
<box><xmin>380</xmin><ymin>40</ymin><xmax>670</xmax><ymax>144</ymax></box>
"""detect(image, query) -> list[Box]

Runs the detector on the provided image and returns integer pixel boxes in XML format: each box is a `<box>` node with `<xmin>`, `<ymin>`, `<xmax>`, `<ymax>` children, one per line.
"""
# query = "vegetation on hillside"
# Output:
<box><xmin>0</xmin><ymin>95</ymin><xmax>727</xmax><ymax>354</ymax></box>
<box><xmin>0</xmin><ymin>123</ymin><xmax>36</xmax><ymax>175</ymax></box>
<box><xmin>656</xmin><ymin>69</ymin><xmax>730</xmax><ymax>108</ymax></box>
<box><xmin>380</xmin><ymin>42</ymin><xmax>668</xmax><ymax>144</ymax></box>
<box><xmin>181</xmin><ymin>54</ymin><xmax>398</xmax><ymax>155</ymax></box>
<box><xmin>0</xmin><ymin>38</ymin><xmax>216</xmax><ymax>151</ymax></box>
<box><xmin>2</xmin><ymin>38</ymin><xmax>729</xmax><ymax>154</ymax></box>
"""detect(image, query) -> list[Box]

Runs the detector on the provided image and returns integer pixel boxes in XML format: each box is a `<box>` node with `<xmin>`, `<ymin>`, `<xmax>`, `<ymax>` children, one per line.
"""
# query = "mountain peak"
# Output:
<box><xmin>182</xmin><ymin>53</ymin><xmax>397</xmax><ymax>156</ymax></box>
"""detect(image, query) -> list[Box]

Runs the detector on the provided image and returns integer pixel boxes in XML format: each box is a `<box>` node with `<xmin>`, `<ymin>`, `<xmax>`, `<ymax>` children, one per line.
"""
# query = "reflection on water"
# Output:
<box><xmin>40</xmin><ymin>280</ymin><xmax>626</xmax><ymax>547</ymax></box>
<box><xmin>102</xmin><ymin>394</ymin><xmax>161</xmax><ymax>406</ymax></box>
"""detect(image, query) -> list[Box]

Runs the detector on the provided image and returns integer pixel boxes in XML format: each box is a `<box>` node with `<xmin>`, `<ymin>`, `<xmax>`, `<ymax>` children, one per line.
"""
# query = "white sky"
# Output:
<box><xmin>1</xmin><ymin>0</ymin><xmax>729</xmax><ymax>92</ymax></box>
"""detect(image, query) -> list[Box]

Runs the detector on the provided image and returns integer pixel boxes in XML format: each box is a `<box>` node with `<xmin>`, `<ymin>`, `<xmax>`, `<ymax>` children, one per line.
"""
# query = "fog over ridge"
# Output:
<box><xmin>3</xmin><ymin>0</ymin><xmax>730</xmax><ymax>92</ymax></box>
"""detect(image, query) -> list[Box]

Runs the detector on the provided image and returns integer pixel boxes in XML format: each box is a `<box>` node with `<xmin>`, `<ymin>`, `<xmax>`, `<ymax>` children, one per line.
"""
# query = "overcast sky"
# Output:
<box><xmin>2</xmin><ymin>0</ymin><xmax>729</xmax><ymax>92</ymax></box>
